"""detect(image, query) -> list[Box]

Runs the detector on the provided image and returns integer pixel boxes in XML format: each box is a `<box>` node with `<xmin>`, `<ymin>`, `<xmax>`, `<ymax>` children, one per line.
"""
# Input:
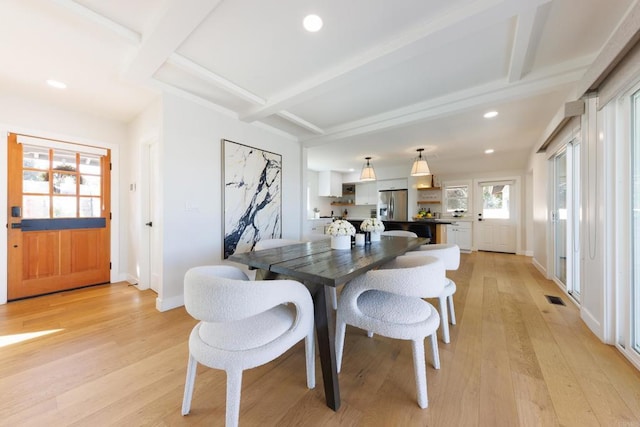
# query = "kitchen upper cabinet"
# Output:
<box><xmin>318</xmin><ymin>171</ymin><xmax>342</xmax><ymax>197</ymax></box>
<box><xmin>377</xmin><ymin>178</ymin><xmax>408</xmax><ymax>191</ymax></box>
<box><xmin>355</xmin><ymin>182</ymin><xmax>377</xmax><ymax>205</ymax></box>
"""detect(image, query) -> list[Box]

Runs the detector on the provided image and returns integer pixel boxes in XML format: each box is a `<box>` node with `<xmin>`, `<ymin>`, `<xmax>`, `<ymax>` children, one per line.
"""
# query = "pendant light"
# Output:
<box><xmin>410</xmin><ymin>148</ymin><xmax>430</xmax><ymax>176</ymax></box>
<box><xmin>360</xmin><ymin>157</ymin><xmax>376</xmax><ymax>181</ymax></box>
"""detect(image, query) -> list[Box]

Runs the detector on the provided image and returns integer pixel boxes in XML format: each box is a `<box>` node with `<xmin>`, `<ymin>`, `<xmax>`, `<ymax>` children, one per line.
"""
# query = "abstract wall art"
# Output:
<box><xmin>222</xmin><ymin>139</ymin><xmax>282</xmax><ymax>258</ymax></box>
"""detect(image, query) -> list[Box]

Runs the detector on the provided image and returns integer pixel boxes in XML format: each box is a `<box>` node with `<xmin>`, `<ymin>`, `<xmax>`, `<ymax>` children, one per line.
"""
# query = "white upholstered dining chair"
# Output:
<box><xmin>403</xmin><ymin>243</ymin><xmax>460</xmax><ymax>343</ymax></box>
<box><xmin>335</xmin><ymin>255</ymin><xmax>446</xmax><ymax>408</ymax></box>
<box><xmin>181</xmin><ymin>265</ymin><xmax>315</xmax><ymax>427</ymax></box>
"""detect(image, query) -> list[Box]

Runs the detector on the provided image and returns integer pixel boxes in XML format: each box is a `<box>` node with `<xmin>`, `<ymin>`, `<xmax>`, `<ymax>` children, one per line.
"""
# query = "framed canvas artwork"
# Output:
<box><xmin>222</xmin><ymin>139</ymin><xmax>282</xmax><ymax>258</ymax></box>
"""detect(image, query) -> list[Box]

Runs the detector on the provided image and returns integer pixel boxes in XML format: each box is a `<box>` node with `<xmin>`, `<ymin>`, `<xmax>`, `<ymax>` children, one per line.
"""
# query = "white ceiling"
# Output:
<box><xmin>0</xmin><ymin>0</ymin><xmax>635</xmax><ymax>175</ymax></box>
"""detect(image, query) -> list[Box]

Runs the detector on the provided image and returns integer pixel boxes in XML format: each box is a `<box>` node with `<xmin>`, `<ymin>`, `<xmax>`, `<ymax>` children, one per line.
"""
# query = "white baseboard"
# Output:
<box><xmin>532</xmin><ymin>257</ymin><xmax>547</xmax><ymax>277</ymax></box>
<box><xmin>581</xmin><ymin>308</ymin><xmax>605</xmax><ymax>342</ymax></box>
<box><xmin>156</xmin><ymin>294</ymin><xmax>184</xmax><ymax>312</ymax></box>
<box><xmin>524</xmin><ymin>250</ymin><xmax>533</xmax><ymax>256</ymax></box>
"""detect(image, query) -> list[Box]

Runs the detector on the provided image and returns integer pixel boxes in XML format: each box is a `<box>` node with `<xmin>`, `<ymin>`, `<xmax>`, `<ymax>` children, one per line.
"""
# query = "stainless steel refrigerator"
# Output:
<box><xmin>378</xmin><ymin>189</ymin><xmax>408</xmax><ymax>221</ymax></box>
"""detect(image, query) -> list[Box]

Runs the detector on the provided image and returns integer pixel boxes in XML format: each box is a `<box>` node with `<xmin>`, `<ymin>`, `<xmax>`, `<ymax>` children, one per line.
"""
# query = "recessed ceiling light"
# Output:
<box><xmin>303</xmin><ymin>14</ymin><xmax>323</xmax><ymax>32</ymax></box>
<box><xmin>483</xmin><ymin>111</ymin><xmax>498</xmax><ymax>119</ymax></box>
<box><xmin>484</xmin><ymin>149</ymin><xmax>495</xmax><ymax>154</ymax></box>
<box><xmin>46</xmin><ymin>79</ymin><xmax>67</xmax><ymax>89</ymax></box>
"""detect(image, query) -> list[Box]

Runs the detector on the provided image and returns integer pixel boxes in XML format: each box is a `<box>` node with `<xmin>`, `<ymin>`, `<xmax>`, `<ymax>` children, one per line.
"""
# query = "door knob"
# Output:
<box><xmin>145</xmin><ymin>222</ymin><xmax>153</xmax><ymax>227</ymax></box>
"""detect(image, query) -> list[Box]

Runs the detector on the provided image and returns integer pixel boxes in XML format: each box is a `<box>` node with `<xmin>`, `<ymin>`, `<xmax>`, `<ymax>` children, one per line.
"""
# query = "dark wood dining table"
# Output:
<box><xmin>228</xmin><ymin>235</ymin><xmax>427</xmax><ymax>411</ymax></box>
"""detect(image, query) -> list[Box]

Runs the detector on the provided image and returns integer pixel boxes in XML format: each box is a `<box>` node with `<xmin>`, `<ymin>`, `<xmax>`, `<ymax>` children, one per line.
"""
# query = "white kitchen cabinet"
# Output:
<box><xmin>305</xmin><ymin>219</ymin><xmax>333</xmax><ymax>236</ymax></box>
<box><xmin>318</xmin><ymin>171</ymin><xmax>342</xmax><ymax>197</ymax></box>
<box><xmin>355</xmin><ymin>182</ymin><xmax>377</xmax><ymax>205</ymax></box>
<box><xmin>377</xmin><ymin>178</ymin><xmax>408</xmax><ymax>191</ymax></box>
<box><xmin>446</xmin><ymin>221</ymin><xmax>472</xmax><ymax>252</ymax></box>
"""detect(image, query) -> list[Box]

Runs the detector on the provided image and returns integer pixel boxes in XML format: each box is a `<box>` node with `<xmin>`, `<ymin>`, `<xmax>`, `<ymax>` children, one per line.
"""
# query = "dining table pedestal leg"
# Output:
<box><xmin>306</xmin><ymin>281</ymin><xmax>341</xmax><ymax>411</ymax></box>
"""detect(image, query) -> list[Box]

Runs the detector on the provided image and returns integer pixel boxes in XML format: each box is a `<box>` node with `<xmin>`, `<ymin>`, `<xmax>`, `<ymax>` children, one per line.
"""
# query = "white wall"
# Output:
<box><xmin>0</xmin><ymin>94</ymin><xmax>127</xmax><ymax>304</ymax></box>
<box><xmin>531</xmin><ymin>152</ymin><xmax>548</xmax><ymax>273</ymax></box>
<box><xmin>152</xmin><ymin>93</ymin><xmax>302</xmax><ymax>311</ymax></box>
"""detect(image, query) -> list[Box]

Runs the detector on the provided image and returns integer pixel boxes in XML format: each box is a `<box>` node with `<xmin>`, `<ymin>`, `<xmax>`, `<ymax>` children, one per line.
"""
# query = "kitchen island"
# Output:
<box><xmin>347</xmin><ymin>219</ymin><xmax>451</xmax><ymax>243</ymax></box>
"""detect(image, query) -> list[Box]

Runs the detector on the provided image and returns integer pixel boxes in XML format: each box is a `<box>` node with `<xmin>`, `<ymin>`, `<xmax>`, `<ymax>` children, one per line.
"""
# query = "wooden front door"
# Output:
<box><xmin>7</xmin><ymin>133</ymin><xmax>111</xmax><ymax>300</ymax></box>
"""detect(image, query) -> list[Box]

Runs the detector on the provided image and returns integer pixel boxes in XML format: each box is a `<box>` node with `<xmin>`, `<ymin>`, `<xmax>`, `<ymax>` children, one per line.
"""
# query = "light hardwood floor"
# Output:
<box><xmin>1</xmin><ymin>251</ymin><xmax>640</xmax><ymax>426</ymax></box>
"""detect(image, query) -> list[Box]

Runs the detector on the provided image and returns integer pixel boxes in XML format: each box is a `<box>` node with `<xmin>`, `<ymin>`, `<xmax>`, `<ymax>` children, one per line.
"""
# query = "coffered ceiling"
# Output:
<box><xmin>0</xmin><ymin>0</ymin><xmax>636</xmax><ymax>174</ymax></box>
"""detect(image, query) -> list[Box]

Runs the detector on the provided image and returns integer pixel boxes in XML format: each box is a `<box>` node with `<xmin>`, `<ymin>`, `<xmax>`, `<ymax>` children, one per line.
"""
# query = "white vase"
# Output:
<box><xmin>370</xmin><ymin>231</ymin><xmax>381</xmax><ymax>241</ymax></box>
<box><xmin>331</xmin><ymin>235</ymin><xmax>351</xmax><ymax>250</ymax></box>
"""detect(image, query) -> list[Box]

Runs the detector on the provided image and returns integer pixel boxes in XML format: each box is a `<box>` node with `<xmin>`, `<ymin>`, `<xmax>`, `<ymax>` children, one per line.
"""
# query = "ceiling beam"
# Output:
<box><xmin>167</xmin><ymin>53</ymin><xmax>266</xmax><ymax>105</ymax></box>
<box><xmin>125</xmin><ymin>0</ymin><xmax>223</xmax><ymax>82</ymax></box>
<box><xmin>301</xmin><ymin>58</ymin><xmax>589</xmax><ymax>148</ymax></box>
<box><xmin>239</xmin><ymin>0</ymin><xmax>550</xmax><ymax>123</ymax></box>
<box><xmin>508</xmin><ymin>1</ymin><xmax>552</xmax><ymax>82</ymax></box>
<box><xmin>52</xmin><ymin>0</ymin><xmax>141</xmax><ymax>43</ymax></box>
<box><xmin>276</xmin><ymin>112</ymin><xmax>325</xmax><ymax>135</ymax></box>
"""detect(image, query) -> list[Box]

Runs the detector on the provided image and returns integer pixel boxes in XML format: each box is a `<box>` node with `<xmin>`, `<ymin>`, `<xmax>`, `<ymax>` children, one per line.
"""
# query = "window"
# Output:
<box><xmin>443</xmin><ymin>184</ymin><xmax>469</xmax><ymax>213</ymax></box>
<box><xmin>22</xmin><ymin>144</ymin><xmax>102</xmax><ymax>219</ymax></box>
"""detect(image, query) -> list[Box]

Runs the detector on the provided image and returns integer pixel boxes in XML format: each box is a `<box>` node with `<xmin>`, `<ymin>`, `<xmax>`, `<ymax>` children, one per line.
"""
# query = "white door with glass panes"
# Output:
<box><xmin>476</xmin><ymin>180</ymin><xmax>516</xmax><ymax>253</ymax></box>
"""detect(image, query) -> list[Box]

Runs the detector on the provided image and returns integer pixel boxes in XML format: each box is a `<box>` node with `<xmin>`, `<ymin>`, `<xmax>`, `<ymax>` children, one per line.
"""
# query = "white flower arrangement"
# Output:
<box><xmin>326</xmin><ymin>220</ymin><xmax>356</xmax><ymax>236</ymax></box>
<box><xmin>360</xmin><ymin>218</ymin><xmax>385</xmax><ymax>233</ymax></box>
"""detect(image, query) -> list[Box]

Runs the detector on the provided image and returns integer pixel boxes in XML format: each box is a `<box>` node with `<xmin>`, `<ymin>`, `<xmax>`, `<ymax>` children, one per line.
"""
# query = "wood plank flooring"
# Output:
<box><xmin>1</xmin><ymin>251</ymin><xmax>639</xmax><ymax>426</ymax></box>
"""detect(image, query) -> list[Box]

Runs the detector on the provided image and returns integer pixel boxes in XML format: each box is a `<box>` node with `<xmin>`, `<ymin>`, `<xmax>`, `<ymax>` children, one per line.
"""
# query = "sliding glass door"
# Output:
<box><xmin>632</xmin><ymin>89</ymin><xmax>640</xmax><ymax>354</ymax></box>
<box><xmin>551</xmin><ymin>141</ymin><xmax>580</xmax><ymax>301</ymax></box>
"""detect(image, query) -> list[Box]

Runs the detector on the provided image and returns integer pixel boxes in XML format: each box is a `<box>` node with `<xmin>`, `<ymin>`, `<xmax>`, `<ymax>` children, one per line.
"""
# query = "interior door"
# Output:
<box><xmin>148</xmin><ymin>142</ymin><xmax>160</xmax><ymax>293</ymax></box>
<box><xmin>476</xmin><ymin>180</ymin><xmax>516</xmax><ymax>253</ymax></box>
<box><xmin>7</xmin><ymin>133</ymin><xmax>111</xmax><ymax>300</ymax></box>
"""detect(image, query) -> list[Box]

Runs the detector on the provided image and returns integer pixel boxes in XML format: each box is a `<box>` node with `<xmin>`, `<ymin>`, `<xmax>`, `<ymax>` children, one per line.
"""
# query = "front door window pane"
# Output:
<box><xmin>23</xmin><ymin>145</ymin><xmax>49</xmax><ymax>169</ymax></box>
<box><xmin>53</xmin><ymin>172</ymin><xmax>77</xmax><ymax>195</ymax></box>
<box><xmin>482</xmin><ymin>184</ymin><xmax>511</xmax><ymax>219</ymax></box>
<box><xmin>80</xmin><ymin>175</ymin><xmax>101</xmax><ymax>196</ymax></box>
<box><xmin>23</xmin><ymin>171</ymin><xmax>49</xmax><ymax>194</ymax></box>
<box><xmin>79</xmin><ymin>154</ymin><xmax>101</xmax><ymax>174</ymax></box>
<box><xmin>23</xmin><ymin>195</ymin><xmax>50</xmax><ymax>218</ymax></box>
<box><xmin>53</xmin><ymin>196</ymin><xmax>77</xmax><ymax>218</ymax></box>
<box><xmin>52</xmin><ymin>150</ymin><xmax>76</xmax><ymax>170</ymax></box>
<box><xmin>80</xmin><ymin>197</ymin><xmax>101</xmax><ymax>217</ymax></box>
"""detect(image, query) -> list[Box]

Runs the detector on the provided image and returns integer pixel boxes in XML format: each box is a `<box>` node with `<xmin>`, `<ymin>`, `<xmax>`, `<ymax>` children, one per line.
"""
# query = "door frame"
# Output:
<box><xmin>473</xmin><ymin>175</ymin><xmax>522</xmax><ymax>254</ymax></box>
<box><xmin>549</xmin><ymin>139</ymin><xmax>582</xmax><ymax>303</ymax></box>
<box><xmin>139</xmin><ymin>138</ymin><xmax>161</xmax><ymax>294</ymax></box>
<box><xmin>0</xmin><ymin>125</ymin><xmax>121</xmax><ymax>305</ymax></box>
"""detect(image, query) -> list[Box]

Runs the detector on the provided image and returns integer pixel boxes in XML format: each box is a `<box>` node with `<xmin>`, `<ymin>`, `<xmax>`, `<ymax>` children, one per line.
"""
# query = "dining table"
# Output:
<box><xmin>228</xmin><ymin>235</ymin><xmax>428</xmax><ymax>411</ymax></box>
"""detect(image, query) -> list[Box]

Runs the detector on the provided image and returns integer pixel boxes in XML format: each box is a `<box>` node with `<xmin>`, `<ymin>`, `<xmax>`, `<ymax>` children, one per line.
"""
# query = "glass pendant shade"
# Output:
<box><xmin>410</xmin><ymin>149</ymin><xmax>430</xmax><ymax>176</ymax></box>
<box><xmin>360</xmin><ymin>157</ymin><xmax>376</xmax><ymax>181</ymax></box>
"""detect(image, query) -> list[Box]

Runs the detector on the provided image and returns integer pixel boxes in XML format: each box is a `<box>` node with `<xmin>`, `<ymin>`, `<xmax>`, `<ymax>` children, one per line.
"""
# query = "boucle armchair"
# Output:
<box><xmin>335</xmin><ymin>255</ymin><xmax>446</xmax><ymax>408</ymax></box>
<box><xmin>403</xmin><ymin>243</ymin><xmax>460</xmax><ymax>343</ymax></box>
<box><xmin>181</xmin><ymin>265</ymin><xmax>315</xmax><ymax>427</ymax></box>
